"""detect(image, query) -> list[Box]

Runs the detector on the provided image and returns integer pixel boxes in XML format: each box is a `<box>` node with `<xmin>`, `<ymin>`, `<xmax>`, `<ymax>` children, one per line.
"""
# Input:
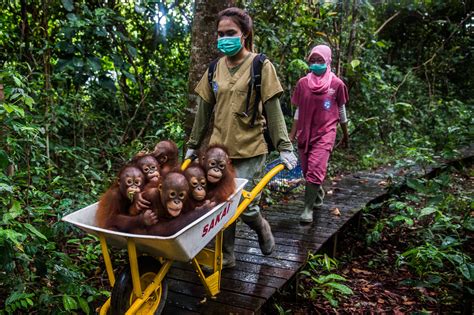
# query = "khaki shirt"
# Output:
<box><xmin>194</xmin><ymin>53</ymin><xmax>283</xmax><ymax>159</ymax></box>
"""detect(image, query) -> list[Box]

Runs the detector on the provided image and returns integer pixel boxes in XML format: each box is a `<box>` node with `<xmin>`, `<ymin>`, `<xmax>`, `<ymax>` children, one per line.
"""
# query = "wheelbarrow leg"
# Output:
<box><xmin>193</xmin><ymin>230</ymin><xmax>224</xmax><ymax>297</ymax></box>
<box><xmin>99</xmin><ymin>232</ymin><xmax>115</xmax><ymax>286</ymax></box>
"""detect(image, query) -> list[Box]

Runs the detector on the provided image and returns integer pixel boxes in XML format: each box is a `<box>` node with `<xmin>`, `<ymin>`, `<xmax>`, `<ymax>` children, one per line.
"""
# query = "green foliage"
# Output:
<box><xmin>299</xmin><ymin>254</ymin><xmax>353</xmax><ymax>308</ymax></box>
<box><xmin>0</xmin><ymin>1</ymin><xmax>191</xmax><ymax>312</ymax></box>
<box><xmin>273</xmin><ymin>303</ymin><xmax>292</xmax><ymax>315</ymax></box>
<box><xmin>365</xmin><ymin>168</ymin><xmax>473</xmax><ymax>303</ymax></box>
<box><xmin>248</xmin><ymin>0</ymin><xmax>472</xmax><ymax>176</ymax></box>
<box><xmin>0</xmin><ymin>0</ymin><xmax>472</xmax><ymax>312</ymax></box>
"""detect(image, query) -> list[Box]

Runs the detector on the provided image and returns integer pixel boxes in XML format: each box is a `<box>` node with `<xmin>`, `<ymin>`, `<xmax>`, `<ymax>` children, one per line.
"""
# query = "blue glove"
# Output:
<box><xmin>280</xmin><ymin>151</ymin><xmax>297</xmax><ymax>170</ymax></box>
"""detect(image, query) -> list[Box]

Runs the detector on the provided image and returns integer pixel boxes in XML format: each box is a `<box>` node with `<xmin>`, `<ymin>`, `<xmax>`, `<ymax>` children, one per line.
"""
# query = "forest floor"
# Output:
<box><xmin>268</xmin><ymin>164</ymin><xmax>473</xmax><ymax>314</ymax></box>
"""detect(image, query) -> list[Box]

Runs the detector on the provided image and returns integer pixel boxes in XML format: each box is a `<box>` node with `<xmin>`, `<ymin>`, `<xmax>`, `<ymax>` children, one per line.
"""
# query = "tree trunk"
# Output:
<box><xmin>42</xmin><ymin>0</ymin><xmax>53</xmax><ymax>180</ymax></box>
<box><xmin>344</xmin><ymin>0</ymin><xmax>358</xmax><ymax>78</ymax></box>
<box><xmin>184</xmin><ymin>0</ymin><xmax>236</xmax><ymax>150</ymax></box>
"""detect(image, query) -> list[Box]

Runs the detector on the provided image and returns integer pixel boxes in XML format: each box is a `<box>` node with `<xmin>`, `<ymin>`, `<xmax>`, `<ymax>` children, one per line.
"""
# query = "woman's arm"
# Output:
<box><xmin>186</xmin><ymin>96</ymin><xmax>214</xmax><ymax>150</ymax></box>
<box><xmin>288</xmin><ymin>108</ymin><xmax>298</xmax><ymax>142</ymax></box>
<box><xmin>265</xmin><ymin>96</ymin><xmax>293</xmax><ymax>152</ymax></box>
<box><xmin>337</xmin><ymin>104</ymin><xmax>349</xmax><ymax>148</ymax></box>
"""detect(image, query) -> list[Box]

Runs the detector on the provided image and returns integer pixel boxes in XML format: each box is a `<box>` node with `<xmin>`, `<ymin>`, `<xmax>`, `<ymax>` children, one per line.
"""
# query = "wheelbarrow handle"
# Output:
<box><xmin>181</xmin><ymin>153</ymin><xmax>199</xmax><ymax>171</ymax></box>
<box><xmin>224</xmin><ymin>163</ymin><xmax>285</xmax><ymax>229</ymax></box>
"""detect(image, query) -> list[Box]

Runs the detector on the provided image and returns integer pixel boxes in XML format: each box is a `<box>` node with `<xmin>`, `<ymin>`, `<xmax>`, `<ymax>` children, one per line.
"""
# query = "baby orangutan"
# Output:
<box><xmin>152</xmin><ymin>140</ymin><xmax>179</xmax><ymax>177</ymax></box>
<box><xmin>131</xmin><ymin>153</ymin><xmax>161</xmax><ymax>186</ymax></box>
<box><xmin>139</xmin><ymin>172</ymin><xmax>190</xmax><ymax>221</ymax></box>
<box><xmin>184</xmin><ymin>165</ymin><xmax>209</xmax><ymax>213</ymax></box>
<box><xmin>200</xmin><ymin>144</ymin><xmax>236</xmax><ymax>204</ymax></box>
<box><xmin>95</xmin><ymin>166</ymin><xmax>157</xmax><ymax>232</ymax></box>
<box><xmin>130</xmin><ymin>153</ymin><xmax>161</xmax><ymax>211</ymax></box>
<box><xmin>131</xmin><ymin>171</ymin><xmax>216</xmax><ymax>236</ymax></box>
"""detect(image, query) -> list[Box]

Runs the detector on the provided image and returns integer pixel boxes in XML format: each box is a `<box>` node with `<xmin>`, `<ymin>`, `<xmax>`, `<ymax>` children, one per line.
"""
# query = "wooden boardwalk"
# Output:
<box><xmin>162</xmin><ymin>168</ymin><xmax>391</xmax><ymax>314</ymax></box>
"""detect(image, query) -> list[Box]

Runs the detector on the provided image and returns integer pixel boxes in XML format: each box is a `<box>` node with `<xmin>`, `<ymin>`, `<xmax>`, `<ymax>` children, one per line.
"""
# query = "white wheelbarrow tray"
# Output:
<box><xmin>62</xmin><ymin>178</ymin><xmax>248</xmax><ymax>262</ymax></box>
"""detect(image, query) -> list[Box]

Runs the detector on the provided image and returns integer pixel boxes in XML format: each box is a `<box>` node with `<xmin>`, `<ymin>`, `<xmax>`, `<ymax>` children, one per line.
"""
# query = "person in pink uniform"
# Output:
<box><xmin>289</xmin><ymin>44</ymin><xmax>349</xmax><ymax>223</ymax></box>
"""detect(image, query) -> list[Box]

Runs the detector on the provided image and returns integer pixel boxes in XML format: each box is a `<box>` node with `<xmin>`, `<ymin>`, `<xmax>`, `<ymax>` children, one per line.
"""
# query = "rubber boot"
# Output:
<box><xmin>245</xmin><ymin>214</ymin><xmax>275</xmax><ymax>255</ymax></box>
<box><xmin>300</xmin><ymin>182</ymin><xmax>321</xmax><ymax>223</ymax></box>
<box><xmin>222</xmin><ymin>222</ymin><xmax>236</xmax><ymax>269</ymax></box>
<box><xmin>314</xmin><ymin>185</ymin><xmax>325</xmax><ymax>208</ymax></box>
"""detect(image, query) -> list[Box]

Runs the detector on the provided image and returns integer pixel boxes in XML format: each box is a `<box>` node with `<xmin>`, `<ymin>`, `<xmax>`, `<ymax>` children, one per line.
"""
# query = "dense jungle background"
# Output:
<box><xmin>0</xmin><ymin>0</ymin><xmax>472</xmax><ymax>313</ymax></box>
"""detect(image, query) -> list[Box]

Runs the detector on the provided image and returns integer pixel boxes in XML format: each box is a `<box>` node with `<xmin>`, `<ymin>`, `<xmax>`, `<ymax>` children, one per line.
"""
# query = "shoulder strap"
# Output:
<box><xmin>207</xmin><ymin>57</ymin><xmax>219</xmax><ymax>89</ymax></box>
<box><xmin>249</xmin><ymin>53</ymin><xmax>267</xmax><ymax>127</ymax></box>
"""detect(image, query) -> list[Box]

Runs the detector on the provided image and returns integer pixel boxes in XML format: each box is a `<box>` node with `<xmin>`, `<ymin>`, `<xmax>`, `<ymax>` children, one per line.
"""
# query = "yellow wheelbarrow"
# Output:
<box><xmin>62</xmin><ymin>161</ymin><xmax>284</xmax><ymax>314</ymax></box>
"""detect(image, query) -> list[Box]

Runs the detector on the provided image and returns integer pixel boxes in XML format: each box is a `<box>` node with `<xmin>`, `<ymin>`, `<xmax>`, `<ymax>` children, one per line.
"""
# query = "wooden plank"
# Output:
<box><xmin>237</xmin><ymin>223</ymin><xmax>335</xmax><ymax>239</ymax></box>
<box><xmin>222</xmin><ymin>260</ymin><xmax>295</xmax><ymax>279</ymax></box>
<box><xmin>220</xmin><ymin>269</ymin><xmax>288</xmax><ymax>288</ymax></box>
<box><xmin>235</xmin><ymin>238</ymin><xmax>319</xmax><ymax>254</ymax></box>
<box><xmin>163</xmin><ymin>291</ymin><xmax>202</xmax><ymax>313</ymax></box>
<box><xmin>167</xmin><ymin>278</ymin><xmax>266</xmax><ymax>311</ymax></box>
<box><xmin>233</xmin><ymin>244</ymin><xmax>308</xmax><ymax>263</ymax></box>
<box><xmin>236</xmin><ymin>230</ymin><xmax>325</xmax><ymax>249</ymax></box>
<box><xmin>168</xmin><ymin>268</ymin><xmax>277</xmax><ymax>299</ymax></box>
<box><xmin>164</xmin><ymin>291</ymin><xmax>256</xmax><ymax>315</ymax></box>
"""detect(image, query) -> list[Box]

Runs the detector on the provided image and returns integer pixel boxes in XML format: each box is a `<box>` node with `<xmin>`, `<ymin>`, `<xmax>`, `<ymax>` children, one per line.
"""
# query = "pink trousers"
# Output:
<box><xmin>299</xmin><ymin>146</ymin><xmax>332</xmax><ymax>185</ymax></box>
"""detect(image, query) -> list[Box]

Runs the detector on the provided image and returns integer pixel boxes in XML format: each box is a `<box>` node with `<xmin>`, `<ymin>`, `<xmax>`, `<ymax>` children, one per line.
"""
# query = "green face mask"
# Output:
<box><xmin>217</xmin><ymin>36</ymin><xmax>243</xmax><ymax>56</ymax></box>
<box><xmin>309</xmin><ymin>63</ymin><xmax>327</xmax><ymax>76</ymax></box>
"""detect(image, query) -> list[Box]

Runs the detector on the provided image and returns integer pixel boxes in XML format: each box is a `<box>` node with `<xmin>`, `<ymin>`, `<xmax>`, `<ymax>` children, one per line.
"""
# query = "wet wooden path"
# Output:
<box><xmin>161</xmin><ymin>166</ymin><xmax>393</xmax><ymax>314</ymax></box>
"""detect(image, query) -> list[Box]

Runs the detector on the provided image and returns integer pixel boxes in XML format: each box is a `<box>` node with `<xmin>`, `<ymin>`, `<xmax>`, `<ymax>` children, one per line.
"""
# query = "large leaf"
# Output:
<box><xmin>61</xmin><ymin>0</ymin><xmax>74</xmax><ymax>12</ymax></box>
<box><xmin>324</xmin><ymin>282</ymin><xmax>353</xmax><ymax>295</ymax></box>
<box><xmin>24</xmin><ymin>223</ymin><xmax>48</xmax><ymax>241</ymax></box>
<box><xmin>87</xmin><ymin>56</ymin><xmax>102</xmax><ymax>72</ymax></box>
<box><xmin>350</xmin><ymin>59</ymin><xmax>360</xmax><ymax>69</ymax></box>
<box><xmin>420</xmin><ymin>207</ymin><xmax>437</xmax><ymax>217</ymax></box>
<box><xmin>0</xmin><ymin>149</ymin><xmax>9</xmax><ymax>169</ymax></box>
<box><xmin>77</xmin><ymin>296</ymin><xmax>90</xmax><ymax>314</ymax></box>
<box><xmin>0</xmin><ymin>229</ymin><xmax>25</xmax><ymax>248</ymax></box>
<box><xmin>317</xmin><ymin>273</ymin><xmax>347</xmax><ymax>283</ymax></box>
<box><xmin>62</xmin><ymin>295</ymin><xmax>78</xmax><ymax>311</ymax></box>
<box><xmin>3</xmin><ymin>200</ymin><xmax>22</xmax><ymax>224</ymax></box>
<box><xmin>458</xmin><ymin>263</ymin><xmax>473</xmax><ymax>281</ymax></box>
<box><xmin>406</xmin><ymin>178</ymin><xmax>425</xmax><ymax>192</ymax></box>
<box><xmin>99</xmin><ymin>76</ymin><xmax>117</xmax><ymax>92</ymax></box>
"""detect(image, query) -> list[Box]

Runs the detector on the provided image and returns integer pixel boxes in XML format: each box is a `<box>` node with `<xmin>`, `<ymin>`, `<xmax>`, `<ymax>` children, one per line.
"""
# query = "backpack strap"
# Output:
<box><xmin>249</xmin><ymin>53</ymin><xmax>267</xmax><ymax>127</ymax></box>
<box><xmin>207</xmin><ymin>57</ymin><xmax>219</xmax><ymax>90</ymax></box>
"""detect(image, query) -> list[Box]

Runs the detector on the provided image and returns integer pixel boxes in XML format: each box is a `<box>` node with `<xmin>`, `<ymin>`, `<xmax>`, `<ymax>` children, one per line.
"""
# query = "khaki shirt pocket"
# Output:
<box><xmin>232</xmin><ymin>88</ymin><xmax>260</xmax><ymax>122</ymax></box>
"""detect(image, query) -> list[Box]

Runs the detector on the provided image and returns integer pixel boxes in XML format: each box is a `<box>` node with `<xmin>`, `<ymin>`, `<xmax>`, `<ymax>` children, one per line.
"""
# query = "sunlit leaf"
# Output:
<box><xmin>0</xmin><ymin>183</ymin><xmax>13</xmax><ymax>194</ymax></box>
<box><xmin>419</xmin><ymin>207</ymin><xmax>437</xmax><ymax>217</ymax></box>
<box><xmin>325</xmin><ymin>282</ymin><xmax>353</xmax><ymax>295</ymax></box>
<box><xmin>350</xmin><ymin>59</ymin><xmax>360</xmax><ymax>69</ymax></box>
<box><xmin>12</xmin><ymin>76</ymin><xmax>23</xmax><ymax>87</ymax></box>
<box><xmin>62</xmin><ymin>295</ymin><xmax>78</xmax><ymax>310</ymax></box>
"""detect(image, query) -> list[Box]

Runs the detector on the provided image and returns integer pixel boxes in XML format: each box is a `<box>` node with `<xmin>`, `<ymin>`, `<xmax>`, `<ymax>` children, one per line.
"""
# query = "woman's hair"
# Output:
<box><xmin>217</xmin><ymin>7</ymin><xmax>254</xmax><ymax>52</ymax></box>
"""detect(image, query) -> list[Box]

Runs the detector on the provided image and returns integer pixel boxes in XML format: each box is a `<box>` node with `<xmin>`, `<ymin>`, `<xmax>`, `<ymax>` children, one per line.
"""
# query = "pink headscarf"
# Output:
<box><xmin>306</xmin><ymin>45</ymin><xmax>335</xmax><ymax>94</ymax></box>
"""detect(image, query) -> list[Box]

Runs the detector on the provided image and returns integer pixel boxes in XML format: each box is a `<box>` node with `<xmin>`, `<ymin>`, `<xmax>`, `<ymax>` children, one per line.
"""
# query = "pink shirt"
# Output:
<box><xmin>291</xmin><ymin>75</ymin><xmax>348</xmax><ymax>153</ymax></box>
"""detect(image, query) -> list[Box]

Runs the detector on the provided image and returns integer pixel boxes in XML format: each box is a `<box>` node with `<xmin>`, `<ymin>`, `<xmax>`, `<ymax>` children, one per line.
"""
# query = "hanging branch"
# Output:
<box><xmin>106</xmin><ymin>24</ymin><xmax>148</xmax><ymax>143</ymax></box>
<box><xmin>374</xmin><ymin>11</ymin><xmax>401</xmax><ymax>36</ymax></box>
<box><xmin>391</xmin><ymin>11</ymin><xmax>473</xmax><ymax>100</ymax></box>
<box><xmin>345</xmin><ymin>0</ymin><xmax>358</xmax><ymax>70</ymax></box>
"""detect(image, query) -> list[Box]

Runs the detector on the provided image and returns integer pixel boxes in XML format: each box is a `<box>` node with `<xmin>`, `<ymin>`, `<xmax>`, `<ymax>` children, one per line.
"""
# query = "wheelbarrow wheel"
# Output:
<box><xmin>110</xmin><ymin>256</ymin><xmax>168</xmax><ymax>315</ymax></box>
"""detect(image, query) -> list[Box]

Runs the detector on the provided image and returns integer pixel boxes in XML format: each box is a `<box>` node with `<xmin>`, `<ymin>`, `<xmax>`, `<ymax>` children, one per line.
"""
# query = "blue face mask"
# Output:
<box><xmin>309</xmin><ymin>63</ymin><xmax>327</xmax><ymax>76</ymax></box>
<box><xmin>217</xmin><ymin>36</ymin><xmax>243</xmax><ymax>56</ymax></box>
